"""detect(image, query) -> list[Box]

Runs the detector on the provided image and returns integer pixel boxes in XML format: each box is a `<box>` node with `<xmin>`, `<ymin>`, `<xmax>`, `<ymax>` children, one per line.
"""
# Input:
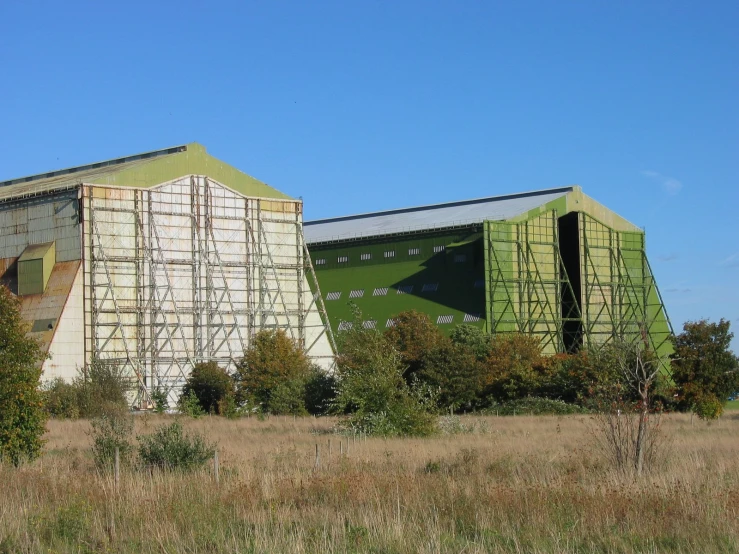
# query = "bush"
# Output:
<box><xmin>304</xmin><ymin>368</ymin><xmax>337</xmax><ymax>416</ymax></box>
<box><xmin>137</xmin><ymin>421</ymin><xmax>215</xmax><ymax>471</ymax></box>
<box><xmin>151</xmin><ymin>387</ymin><xmax>169</xmax><ymax>414</ymax></box>
<box><xmin>178</xmin><ymin>390</ymin><xmax>205</xmax><ymax>418</ymax></box>
<box><xmin>384</xmin><ymin>310</ymin><xmax>445</xmax><ymax>380</ymax></box>
<box><xmin>235</xmin><ymin>329</ymin><xmax>314</xmax><ymax>415</ymax></box>
<box><xmin>488</xmin><ymin>397</ymin><xmax>589</xmax><ymax>416</ymax></box>
<box><xmin>334</xmin><ymin>305</ymin><xmax>436</xmax><ymax>437</ymax></box>
<box><xmin>181</xmin><ymin>362</ymin><xmax>234</xmax><ymax>415</ymax></box>
<box><xmin>0</xmin><ymin>285</ymin><xmax>47</xmax><ymax>465</ymax></box>
<box><xmin>89</xmin><ymin>413</ymin><xmax>134</xmax><ymax>470</ymax></box>
<box><xmin>42</xmin><ymin>378</ymin><xmax>80</xmax><ymax>419</ymax></box>
<box><xmin>75</xmin><ymin>360</ymin><xmax>131</xmax><ymax>418</ymax></box>
<box><xmin>417</xmin><ymin>339</ymin><xmax>484</xmax><ymax>412</ymax></box>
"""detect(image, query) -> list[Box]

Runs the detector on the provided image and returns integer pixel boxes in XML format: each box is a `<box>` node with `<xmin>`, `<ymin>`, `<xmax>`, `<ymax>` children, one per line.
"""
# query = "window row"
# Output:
<box><xmin>338</xmin><ymin>312</ymin><xmax>482</xmax><ymax>331</ymax></box>
<box><xmin>314</xmin><ymin>244</ymin><xmax>465</xmax><ymax>266</ymax></box>
<box><xmin>323</xmin><ymin>279</ymin><xmax>485</xmax><ymax>301</ymax></box>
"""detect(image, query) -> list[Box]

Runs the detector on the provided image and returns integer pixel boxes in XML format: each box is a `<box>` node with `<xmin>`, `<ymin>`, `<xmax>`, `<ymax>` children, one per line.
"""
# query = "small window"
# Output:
<box><xmin>384</xmin><ymin>250</ymin><xmax>395</xmax><ymax>258</ymax></box>
<box><xmin>433</xmin><ymin>245</ymin><xmax>445</xmax><ymax>253</ymax></box>
<box><xmin>349</xmin><ymin>289</ymin><xmax>365</xmax><ymax>299</ymax></box>
<box><xmin>421</xmin><ymin>283</ymin><xmax>439</xmax><ymax>293</ymax></box>
<box><xmin>360</xmin><ymin>253</ymin><xmax>372</xmax><ymax>261</ymax></box>
<box><xmin>326</xmin><ymin>291</ymin><xmax>342</xmax><ymax>301</ymax></box>
<box><xmin>337</xmin><ymin>256</ymin><xmax>349</xmax><ymax>263</ymax></box>
<box><xmin>437</xmin><ymin>315</ymin><xmax>454</xmax><ymax>324</ymax></box>
<box><xmin>338</xmin><ymin>321</ymin><xmax>353</xmax><ymax>331</ymax></box>
<box><xmin>474</xmin><ymin>279</ymin><xmax>485</xmax><ymax>288</ymax></box>
<box><xmin>454</xmin><ymin>254</ymin><xmax>467</xmax><ymax>263</ymax></box>
<box><xmin>386</xmin><ymin>318</ymin><xmax>396</xmax><ymax>328</ymax></box>
<box><xmin>408</xmin><ymin>247</ymin><xmax>420</xmax><ymax>256</ymax></box>
<box><xmin>463</xmin><ymin>313</ymin><xmax>481</xmax><ymax>323</ymax></box>
<box><xmin>397</xmin><ymin>285</ymin><xmax>414</xmax><ymax>295</ymax></box>
<box><xmin>315</xmin><ymin>258</ymin><xmax>326</xmax><ymax>266</ymax></box>
<box><xmin>373</xmin><ymin>287</ymin><xmax>389</xmax><ymax>296</ymax></box>
<box><xmin>362</xmin><ymin>320</ymin><xmax>377</xmax><ymax>329</ymax></box>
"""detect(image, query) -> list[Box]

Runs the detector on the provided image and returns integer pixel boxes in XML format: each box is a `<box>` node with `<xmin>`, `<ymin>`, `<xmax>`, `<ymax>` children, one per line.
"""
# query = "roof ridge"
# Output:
<box><xmin>305</xmin><ymin>186</ymin><xmax>575</xmax><ymax>225</ymax></box>
<box><xmin>0</xmin><ymin>144</ymin><xmax>189</xmax><ymax>188</ymax></box>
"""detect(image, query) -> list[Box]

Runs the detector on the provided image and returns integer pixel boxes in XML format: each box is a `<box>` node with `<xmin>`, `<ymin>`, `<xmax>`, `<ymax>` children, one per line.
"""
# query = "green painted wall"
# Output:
<box><xmin>309</xmin><ymin>228</ymin><xmax>485</xmax><ymax>334</ymax></box>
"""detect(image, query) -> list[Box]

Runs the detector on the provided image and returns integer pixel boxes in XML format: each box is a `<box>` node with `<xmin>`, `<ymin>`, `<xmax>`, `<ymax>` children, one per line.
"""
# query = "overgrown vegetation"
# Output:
<box><xmin>1</xmin><ymin>414</ymin><xmax>737</xmax><ymax>553</ymax></box>
<box><xmin>181</xmin><ymin>361</ymin><xmax>234</xmax><ymax>415</ymax></box>
<box><xmin>137</xmin><ymin>421</ymin><xmax>215</xmax><ymax>471</ymax></box>
<box><xmin>0</xmin><ymin>285</ymin><xmax>47</xmax><ymax>465</ymax></box>
<box><xmin>43</xmin><ymin>360</ymin><xmax>131</xmax><ymax>419</ymax></box>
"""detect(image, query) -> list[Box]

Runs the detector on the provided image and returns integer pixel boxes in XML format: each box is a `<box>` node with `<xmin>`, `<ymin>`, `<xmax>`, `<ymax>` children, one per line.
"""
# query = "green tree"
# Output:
<box><xmin>449</xmin><ymin>324</ymin><xmax>491</xmax><ymax>360</ymax></box>
<box><xmin>335</xmin><ymin>306</ymin><xmax>435</xmax><ymax>436</ymax></box>
<box><xmin>0</xmin><ymin>285</ymin><xmax>47</xmax><ymax>465</ymax></box>
<box><xmin>670</xmin><ymin>319</ymin><xmax>739</xmax><ymax>419</ymax></box>
<box><xmin>384</xmin><ymin>310</ymin><xmax>445</xmax><ymax>379</ymax></box>
<box><xmin>181</xmin><ymin>361</ymin><xmax>234</xmax><ymax>415</ymax></box>
<box><xmin>481</xmin><ymin>333</ymin><xmax>545</xmax><ymax>402</ymax></box>
<box><xmin>235</xmin><ymin>329</ymin><xmax>314</xmax><ymax>415</ymax></box>
<box><xmin>417</xmin><ymin>338</ymin><xmax>484</xmax><ymax>412</ymax></box>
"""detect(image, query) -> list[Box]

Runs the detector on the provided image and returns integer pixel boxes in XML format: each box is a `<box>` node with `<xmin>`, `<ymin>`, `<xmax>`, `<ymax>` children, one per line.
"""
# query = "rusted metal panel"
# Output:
<box><xmin>18</xmin><ymin>260</ymin><xmax>81</xmax><ymax>361</ymax></box>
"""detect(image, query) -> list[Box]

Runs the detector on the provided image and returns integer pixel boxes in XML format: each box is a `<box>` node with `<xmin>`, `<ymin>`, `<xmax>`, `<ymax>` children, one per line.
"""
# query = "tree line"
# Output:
<box><xmin>1</xmin><ymin>280</ymin><xmax>738</xmax><ymax>463</ymax></box>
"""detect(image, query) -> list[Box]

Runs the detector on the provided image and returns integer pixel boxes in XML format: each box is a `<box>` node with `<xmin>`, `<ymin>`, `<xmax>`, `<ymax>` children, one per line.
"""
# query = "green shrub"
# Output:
<box><xmin>304</xmin><ymin>368</ymin><xmax>337</xmax><ymax>415</ymax></box>
<box><xmin>42</xmin><ymin>378</ymin><xmax>80</xmax><ymax>419</ymax></box>
<box><xmin>151</xmin><ymin>387</ymin><xmax>169</xmax><ymax>414</ymax></box>
<box><xmin>137</xmin><ymin>421</ymin><xmax>215</xmax><ymax>471</ymax></box>
<box><xmin>488</xmin><ymin>397</ymin><xmax>589</xmax><ymax>416</ymax></box>
<box><xmin>235</xmin><ymin>329</ymin><xmax>314</xmax><ymax>415</ymax></box>
<box><xmin>178</xmin><ymin>390</ymin><xmax>205</xmax><ymax>418</ymax></box>
<box><xmin>334</xmin><ymin>305</ymin><xmax>436</xmax><ymax>437</ymax></box>
<box><xmin>75</xmin><ymin>360</ymin><xmax>131</xmax><ymax>418</ymax></box>
<box><xmin>181</xmin><ymin>362</ymin><xmax>234</xmax><ymax>415</ymax></box>
<box><xmin>89</xmin><ymin>413</ymin><xmax>134</xmax><ymax>470</ymax></box>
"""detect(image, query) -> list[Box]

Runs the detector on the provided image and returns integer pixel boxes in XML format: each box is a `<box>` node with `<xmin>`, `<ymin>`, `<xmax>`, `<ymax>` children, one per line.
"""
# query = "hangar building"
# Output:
<box><xmin>304</xmin><ymin>186</ymin><xmax>672</xmax><ymax>357</ymax></box>
<box><xmin>0</xmin><ymin>144</ymin><xmax>334</xmax><ymax>406</ymax></box>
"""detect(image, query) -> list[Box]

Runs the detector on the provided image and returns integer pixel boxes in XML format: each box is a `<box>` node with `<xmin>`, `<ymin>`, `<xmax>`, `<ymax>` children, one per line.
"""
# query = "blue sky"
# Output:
<box><xmin>1</xmin><ymin>1</ymin><xmax>737</xmax><ymax>346</ymax></box>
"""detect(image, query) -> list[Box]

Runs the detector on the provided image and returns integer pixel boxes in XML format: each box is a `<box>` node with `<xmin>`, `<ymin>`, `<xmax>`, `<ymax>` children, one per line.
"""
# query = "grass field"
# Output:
<box><xmin>1</xmin><ymin>413</ymin><xmax>738</xmax><ymax>553</ymax></box>
<box><xmin>725</xmin><ymin>400</ymin><xmax>739</xmax><ymax>411</ymax></box>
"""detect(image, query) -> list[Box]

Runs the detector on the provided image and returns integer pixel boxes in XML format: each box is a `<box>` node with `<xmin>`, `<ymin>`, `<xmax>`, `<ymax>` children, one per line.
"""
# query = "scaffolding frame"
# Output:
<box><xmin>82</xmin><ymin>177</ymin><xmax>334</xmax><ymax>406</ymax></box>
<box><xmin>484</xmin><ymin>210</ymin><xmax>581</xmax><ymax>354</ymax></box>
<box><xmin>483</xmin><ymin>210</ymin><xmax>672</xmax><ymax>356</ymax></box>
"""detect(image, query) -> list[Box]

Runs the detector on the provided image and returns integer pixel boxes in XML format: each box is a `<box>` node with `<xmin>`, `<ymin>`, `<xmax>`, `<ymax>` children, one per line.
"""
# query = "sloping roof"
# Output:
<box><xmin>18</xmin><ymin>260</ymin><xmax>81</xmax><ymax>361</ymax></box>
<box><xmin>18</xmin><ymin>242</ymin><xmax>54</xmax><ymax>262</ymax></box>
<box><xmin>304</xmin><ymin>187</ymin><xmax>575</xmax><ymax>243</ymax></box>
<box><xmin>0</xmin><ymin>143</ymin><xmax>291</xmax><ymax>202</ymax></box>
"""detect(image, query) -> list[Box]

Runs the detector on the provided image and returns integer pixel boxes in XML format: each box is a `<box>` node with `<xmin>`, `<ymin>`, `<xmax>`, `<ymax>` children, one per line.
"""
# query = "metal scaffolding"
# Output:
<box><xmin>82</xmin><ymin>176</ymin><xmax>334</xmax><ymax>407</ymax></box>
<box><xmin>484</xmin><ymin>210</ymin><xmax>672</xmax><ymax>356</ymax></box>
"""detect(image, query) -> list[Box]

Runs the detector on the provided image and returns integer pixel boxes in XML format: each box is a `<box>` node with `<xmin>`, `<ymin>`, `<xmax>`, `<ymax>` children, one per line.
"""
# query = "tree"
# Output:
<box><xmin>234</xmin><ymin>329</ymin><xmax>314</xmax><ymax>415</ymax></box>
<box><xmin>449</xmin><ymin>324</ymin><xmax>491</xmax><ymax>360</ymax></box>
<box><xmin>384</xmin><ymin>310</ymin><xmax>445</xmax><ymax>379</ymax></box>
<box><xmin>670</xmin><ymin>319</ymin><xmax>739</xmax><ymax>419</ymax></box>
<box><xmin>334</xmin><ymin>306</ymin><xmax>435</xmax><ymax>436</ymax></box>
<box><xmin>481</xmin><ymin>333</ymin><xmax>545</xmax><ymax>402</ymax></box>
<box><xmin>181</xmin><ymin>361</ymin><xmax>234</xmax><ymax>415</ymax></box>
<box><xmin>0</xmin><ymin>285</ymin><xmax>47</xmax><ymax>465</ymax></box>
<box><xmin>417</xmin><ymin>338</ymin><xmax>484</xmax><ymax>412</ymax></box>
<box><xmin>590</xmin><ymin>338</ymin><xmax>666</xmax><ymax>476</ymax></box>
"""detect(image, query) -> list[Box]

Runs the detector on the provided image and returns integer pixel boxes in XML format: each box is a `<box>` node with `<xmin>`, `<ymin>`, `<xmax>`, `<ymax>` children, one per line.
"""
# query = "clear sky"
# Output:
<box><xmin>1</xmin><ymin>1</ymin><xmax>737</xmax><ymax>346</ymax></box>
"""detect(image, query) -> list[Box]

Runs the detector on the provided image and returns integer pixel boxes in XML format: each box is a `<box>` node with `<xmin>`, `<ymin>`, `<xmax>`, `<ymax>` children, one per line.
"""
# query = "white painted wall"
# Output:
<box><xmin>43</xmin><ymin>264</ymin><xmax>84</xmax><ymax>382</ymax></box>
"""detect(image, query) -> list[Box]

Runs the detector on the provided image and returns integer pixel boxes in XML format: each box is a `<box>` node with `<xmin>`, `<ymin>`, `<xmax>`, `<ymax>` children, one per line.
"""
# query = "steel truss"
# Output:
<box><xmin>484</xmin><ymin>210</ymin><xmax>581</xmax><ymax>354</ymax></box>
<box><xmin>484</xmin><ymin>210</ymin><xmax>672</xmax><ymax>355</ymax></box>
<box><xmin>82</xmin><ymin>177</ymin><xmax>334</xmax><ymax>407</ymax></box>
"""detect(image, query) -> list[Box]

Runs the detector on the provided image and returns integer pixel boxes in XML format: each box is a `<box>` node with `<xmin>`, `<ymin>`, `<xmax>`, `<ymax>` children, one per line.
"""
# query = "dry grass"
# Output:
<box><xmin>2</xmin><ymin>412</ymin><xmax>738</xmax><ymax>553</ymax></box>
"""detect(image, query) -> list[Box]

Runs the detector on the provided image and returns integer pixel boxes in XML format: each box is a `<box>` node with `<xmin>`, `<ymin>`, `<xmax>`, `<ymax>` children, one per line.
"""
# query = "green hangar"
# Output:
<box><xmin>304</xmin><ymin>186</ymin><xmax>672</xmax><ymax>357</ymax></box>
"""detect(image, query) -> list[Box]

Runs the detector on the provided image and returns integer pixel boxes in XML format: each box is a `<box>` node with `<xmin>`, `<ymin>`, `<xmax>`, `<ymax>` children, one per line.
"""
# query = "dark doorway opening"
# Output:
<box><xmin>558</xmin><ymin>212</ymin><xmax>583</xmax><ymax>352</ymax></box>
